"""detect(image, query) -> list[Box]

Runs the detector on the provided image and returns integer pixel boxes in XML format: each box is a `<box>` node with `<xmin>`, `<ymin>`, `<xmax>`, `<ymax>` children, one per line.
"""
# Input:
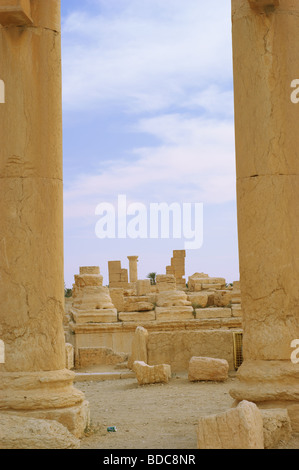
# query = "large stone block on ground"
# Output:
<box><xmin>128</xmin><ymin>326</ymin><xmax>149</xmax><ymax>370</ymax></box>
<box><xmin>133</xmin><ymin>361</ymin><xmax>171</xmax><ymax>385</ymax></box>
<box><xmin>189</xmin><ymin>356</ymin><xmax>229</xmax><ymax>382</ymax></box>
<box><xmin>197</xmin><ymin>401</ymin><xmax>264</xmax><ymax>449</ymax></box>
<box><xmin>261</xmin><ymin>409</ymin><xmax>292</xmax><ymax>449</ymax></box>
<box><xmin>0</xmin><ymin>414</ymin><xmax>80</xmax><ymax>449</ymax></box>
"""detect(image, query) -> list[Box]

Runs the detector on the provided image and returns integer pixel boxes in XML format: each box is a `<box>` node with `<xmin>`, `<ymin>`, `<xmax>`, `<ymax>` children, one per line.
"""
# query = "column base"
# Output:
<box><xmin>0</xmin><ymin>369</ymin><xmax>90</xmax><ymax>438</ymax></box>
<box><xmin>230</xmin><ymin>360</ymin><xmax>299</xmax><ymax>431</ymax></box>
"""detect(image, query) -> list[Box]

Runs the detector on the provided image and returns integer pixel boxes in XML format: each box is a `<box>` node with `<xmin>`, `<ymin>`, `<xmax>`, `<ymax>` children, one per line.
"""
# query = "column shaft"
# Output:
<box><xmin>0</xmin><ymin>0</ymin><xmax>89</xmax><ymax>437</ymax></box>
<box><xmin>230</xmin><ymin>0</ymin><xmax>299</xmax><ymax>430</ymax></box>
<box><xmin>128</xmin><ymin>256</ymin><xmax>138</xmax><ymax>283</ymax></box>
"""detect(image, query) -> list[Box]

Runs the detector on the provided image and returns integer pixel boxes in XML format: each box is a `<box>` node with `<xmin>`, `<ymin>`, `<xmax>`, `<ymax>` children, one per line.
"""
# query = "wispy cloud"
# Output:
<box><xmin>61</xmin><ymin>1</ymin><xmax>239</xmax><ymax>286</ymax></box>
<box><xmin>61</xmin><ymin>0</ymin><xmax>233</xmax><ymax>114</ymax></box>
<box><xmin>64</xmin><ymin>113</ymin><xmax>236</xmax><ymax>220</ymax></box>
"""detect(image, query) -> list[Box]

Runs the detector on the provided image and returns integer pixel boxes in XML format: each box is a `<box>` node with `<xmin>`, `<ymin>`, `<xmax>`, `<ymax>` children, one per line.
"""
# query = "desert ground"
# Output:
<box><xmin>75</xmin><ymin>373</ymin><xmax>299</xmax><ymax>450</ymax></box>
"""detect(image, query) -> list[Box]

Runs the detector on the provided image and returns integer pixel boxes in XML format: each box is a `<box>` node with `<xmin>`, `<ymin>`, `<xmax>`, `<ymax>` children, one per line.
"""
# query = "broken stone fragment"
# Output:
<box><xmin>188</xmin><ymin>356</ymin><xmax>229</xmax><ymax>382</ymax></box>
<box><xmin>197</xmin><ymin>400</ymin><xmax>264</xmax><ymax>449</ymax></box>
<box><xmin>0</xmin><ymin>414</ymin><xmax>80</xmax><ymax>449</ymax></box>
<box><xmin>133</xmin><ymin>361</ymin><xmax>171</xmax><ymax>385</ymax></box>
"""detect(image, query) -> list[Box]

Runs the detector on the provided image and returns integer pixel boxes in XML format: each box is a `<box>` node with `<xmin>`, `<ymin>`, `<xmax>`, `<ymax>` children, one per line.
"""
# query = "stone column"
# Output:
<box><xmin>230</xmin><ymin>0</ymin><xmax>299</xmax><ymax>430</ymax></box>
<box><xmin>127</xmin><ymin>256</ymin><xmax>138</xmax><ymax>283</ymax></box>
<box><xmin>0</xmin><ymin>0</ymin><xmax>89</xmax><ymax>437</ymax></box>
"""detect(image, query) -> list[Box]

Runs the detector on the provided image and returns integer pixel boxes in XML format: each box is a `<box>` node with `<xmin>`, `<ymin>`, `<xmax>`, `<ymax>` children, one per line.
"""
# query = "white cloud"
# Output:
<box><xmin>62</xmin><ymin>1</ymin><xmax>236</xmax><ymax>228</ymax></box>
<box><xmin>64</xmin><ymin>113</ymin><xmax>236</xmax><ymax>220</ymax></box>
<box><xmin>61</xmin><ymin>0</ymin><xmax>233</xmax><ymax>114</ymax></box>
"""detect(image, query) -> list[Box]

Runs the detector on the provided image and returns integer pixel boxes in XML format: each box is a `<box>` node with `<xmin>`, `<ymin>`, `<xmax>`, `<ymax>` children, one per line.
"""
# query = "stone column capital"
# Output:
<box><xmin>0</xmin><ymin>0</ymin><xmax>61</xmax><ymax>32</ymax></box>
<box><xmin>127</xmin><ymin>256</ymin><xmax>139</xmax><ymax>261</ymax></box>
<box><xmin>0</xmin><ymin>0</ymin><xmax>33</xmax><ymax>26</ymax></box>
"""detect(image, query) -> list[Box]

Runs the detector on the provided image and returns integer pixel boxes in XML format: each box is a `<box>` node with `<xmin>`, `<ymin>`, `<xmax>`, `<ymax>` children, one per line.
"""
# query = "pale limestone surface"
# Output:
<box><xmin>133</xmin><ymin>361</ymin><xmax>171</xmax><ymax>385</ymax></box>
<box><xmin>231</xmin><ymin>0</ymin><xmax>299</xmax><ymax>431</ymax></box>
<box><xmin>0</xmin><ymin>0</ymin><xmax>65</xmax><ymax>374</ymax></box>
<box><xmin>0</xmin><ymin>0</ymin><xmax>89</xmax><ymax>438</ymax></box>
<box><xmin>118</xmin><ymin>311</ymin><xmax>156</xmax><ymax>322</ymax></box>
<box><xmin>123</xmin><ymin>295</ymin><xmax>155</xmax><ymax>312</ymax></box>
<box><xmin>188</xmin><ymin>274</ymin><xmax>226</xmax><ymax>292</ymax></box>
<box><xmin>71</xmin><ymin>267</ymin><xmax>117</xmax><ymax>323</ymax></box>
<box><xmin>231</xmin><ymin>304</ymin><xmax>242</xmax><ymax>317</ymax></box>
<box><xmin>68</xmin><ymin>318</ymin><xmax>241</xmax><ymax>375</ymax></box>
<box><xmin>156</xmin><ymin>290</ymin><xmax>191</xmax><ymax>308</ymax></box>
<box><xmin>188</xmin><ymin>357</ymin><xmax>229</xmax><ymax>382</ymax></box>
<box><xmin>0</xmin><ymin>414</ymin><xmax>80</xmax><ymax>449</ymax></box>
<box><xmin>0</xmin><ymin>369</ymin><xmax>89</xmax><ymax>438</ymax></box>
<box><xmin>155</xmin><ymin>306</ymin><xmax>194</xmax><ymax>321</ymax></box>
<box><xmin>65</xmin><ymin>343</ymin><xmax>74</xmax><ymax>370</ymax></box>
<box><xmin>128</xmin><ymin>326</ymin><xmax>149</xmax><ymax>370</ymax></box>
<box><xmin>109</xmin><ymin>288</ymin><xmax>124</xmax><ymax>312</ymax></box>
<box><xmin>155</xmin><ymin>289</ymin><xmax>194</xmax><ymax>320</ymax></box>
<box><xmin>195</xmin><ymin>308</ymin><xmax>231</xmax><ymax>319</ymax></box>
<box><xmin>214</xmin><ymin>290</ymin><xmax>233</xmax><ymax>307</ymax></box>
<box><xmin>76</xmin><ymin>347</ymin><xmax>128</xmax><ymax>368</ymax></box>
<box><xmin>197</xmin><ymin>400</ymin><xmax>264</xmax><ymax>449</ymax></box>
<box><xmin>166</xmin><ymin>250</ymin><xmax>186</xmax><ymax>288</ymax></box>
<box><xmin>230</xmin><ymin>360</ymin><xmax>299</xmax><ymax>402</ymax></box>
<box><xmin>136</xmin><ymin>279</ymin><xmax>151</xmax><ymax>296</ymax></box>
<box><xmin>260</xmin><ymin>409</ymin><xmax>292</xmax><ymax>449</ymax></box>
<box><xmin>127</xmin><ymin>256</ymin><xmax>138</xmax><ymax>283</ymax></box>
<box><xmin>108</xmin><ymin>261</ymin><xmax>129</xmax><ymax>288</ymax></box>
<box><xmin>147</xmin><ymin>330</ymin><xmax>235</xmax><ymax>372</ymax></box>
<box><xmin>156</xmin><ymin>274</ymin><xmax>176</xmax><ymax>292</ymax></box>
<box><xmin>187</xmin><ymin>292</ymin><xmax>209</xmax><ymax>308</ymax></box>
<box><xmin>231</xmin><ymin>281</ymin><xmax>241</xmax><ymax>304</ymax></box>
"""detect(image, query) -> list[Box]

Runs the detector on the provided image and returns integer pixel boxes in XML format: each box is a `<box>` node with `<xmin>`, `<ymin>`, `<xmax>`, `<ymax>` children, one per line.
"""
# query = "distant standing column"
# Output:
<box><xmin>230</xmin><ymin>0</ymin><xmax>299</xmax><ymax>430</ymax></box>
<box><xmin>0</xmin><ymin>0</ymin><xmax>89</xmax><ymax>437</ymax></box>
<box><xmin>127</xmin><ymin>256</ymin><xmax>139</xmax><ymax>283</ymax></box>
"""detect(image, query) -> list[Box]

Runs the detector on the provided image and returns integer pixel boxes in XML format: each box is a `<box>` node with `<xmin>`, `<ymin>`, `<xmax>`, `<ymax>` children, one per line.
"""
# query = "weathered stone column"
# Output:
<box><xmin>127</xmin><ymin>256</ymin><xmax>138</xmax><ymax>283</ymax></box>
<box><xmin>230</xmin><ymin>0</ymin><xmax>299</xmax><ymax>431</ymax></box>
<box><xmin>0</xmin><ymin>0</ymin><xmax>89</xmax><ymax>437</ymax></box>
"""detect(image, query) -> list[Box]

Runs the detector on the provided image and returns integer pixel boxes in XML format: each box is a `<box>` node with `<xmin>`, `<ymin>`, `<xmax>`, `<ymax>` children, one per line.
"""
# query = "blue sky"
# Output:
<box><xmin>61</xmin><ymin>0</ymin><xmax>239</xmax><ymax>288</ymax></box>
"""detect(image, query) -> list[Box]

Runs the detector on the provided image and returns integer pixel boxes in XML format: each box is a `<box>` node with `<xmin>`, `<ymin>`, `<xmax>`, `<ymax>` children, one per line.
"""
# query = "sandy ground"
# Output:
<box><xmin>75</xmin><ymin>372</ymin><xmax>299</xmax><ymax>450</ymax></box>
